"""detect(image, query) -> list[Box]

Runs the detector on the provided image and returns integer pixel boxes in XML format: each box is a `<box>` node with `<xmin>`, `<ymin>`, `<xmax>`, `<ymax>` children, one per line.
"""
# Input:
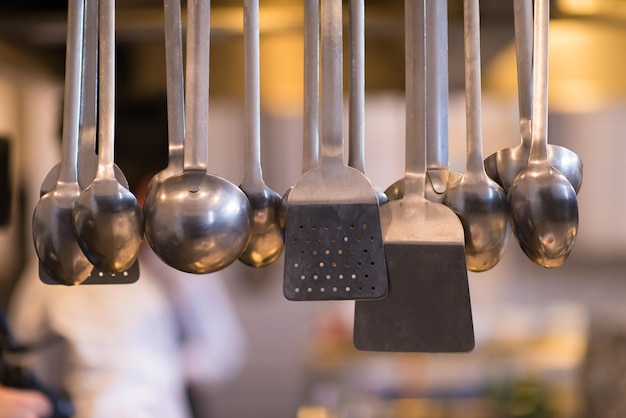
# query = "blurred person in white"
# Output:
<box><xmin>0</xmin><ymin>386</ymin><xmax>52</xmax><ymax>418</ymax></box>
<box><xmin>5</xmin><ymin>96</ymin><xmax>248</xmax><ymax>418</ymax></box>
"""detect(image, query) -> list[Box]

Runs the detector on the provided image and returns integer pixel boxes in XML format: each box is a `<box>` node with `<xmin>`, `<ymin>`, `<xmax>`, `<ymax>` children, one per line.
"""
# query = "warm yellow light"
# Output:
<box><xmin>485</xmin><ymin>19</ymin><xmax>626</xmax><ymax>113</ymax></box>
<box><xmin>558</xmin><ymin>0</ymin><xmax>600</xmax><ymax>15</ymax></box>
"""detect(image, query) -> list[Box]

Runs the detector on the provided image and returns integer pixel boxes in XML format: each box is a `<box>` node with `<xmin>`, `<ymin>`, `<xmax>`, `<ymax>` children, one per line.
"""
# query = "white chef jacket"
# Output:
<box><xmin>6</xmin><ymin>246</ymin><xmax>247</xmax><ymax>418</ymax></box>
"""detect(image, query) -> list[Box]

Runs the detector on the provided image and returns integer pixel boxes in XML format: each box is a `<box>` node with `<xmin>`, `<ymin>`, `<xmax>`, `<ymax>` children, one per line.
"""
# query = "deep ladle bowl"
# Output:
<box><xmin>73</xmin><ymin>178</ymin><xmax>144</xmax><ymax>272</ymax></box>
<box><xmin>508</xmin><ymin>161</ymin><xmax>578</xmax><ymax>267</ymax></box>
<box><xmin>144</xmin><ymin>171</ymin><xmax>252</xmax><ymax>274</ymax></box>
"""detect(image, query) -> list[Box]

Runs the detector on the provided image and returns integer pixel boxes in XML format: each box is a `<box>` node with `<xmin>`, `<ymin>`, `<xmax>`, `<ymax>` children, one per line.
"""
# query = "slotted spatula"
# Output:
<box><xmin>353</xmin><ymin>0</ymin><xmax>474</xmax><ymax>352</ymax></box>
<box><xmin>283</xmin><ymin>0</ymin><xmax>387</xmax><ymax>302</ymax></box>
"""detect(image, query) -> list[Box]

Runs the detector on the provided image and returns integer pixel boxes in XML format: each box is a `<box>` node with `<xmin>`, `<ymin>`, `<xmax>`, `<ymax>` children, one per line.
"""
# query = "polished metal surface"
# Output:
<box><xmin>385</xmin><ymin>0</ymin><xmax>461</xmax><ymax>204</ymax></box>
<box><xmin>443</xmin><ymin>0</ymin><xmax>509</xmax><ymax>272</ymax></box>
<box><xmin>144</xmin><ymin>0</ymin><xmax>252</xmax><ymax>274</ymax></box>
<box><xmin>73</xmin><ymin>0</ymin><xmax>144</xmax><ymax>273</ymax></box>
<box><xmin>238</xmin><ymin>0</ymin><xmax>284</xmax><ymax>267</ymax></box>
<box><xmin>145</xmin><ymin>0</ymin><xmax>185</xmax><ymax>196</ymax></box>
<box><xmin>32</xmin><ymin>0</ymin><xmax>93</xmax><ymax>285</ymax></box>
<box><xmin>483</xmin><ymin>0</ymin><xmax>583</xmax><ymax>193</ymax></box>
<box><xmin>277</xmin><ymin>0</ymin><xmax>319</xmax><ymax>233</ymax></box>
<box><xmin>507</xmin><ymin>0</ymin><xmax>578</xmax><ymax>268</ymax></box>
<box><xmin>348</xmin><ymin>0</ymin><xmax>387</xmax><ymax>205</ymax></box>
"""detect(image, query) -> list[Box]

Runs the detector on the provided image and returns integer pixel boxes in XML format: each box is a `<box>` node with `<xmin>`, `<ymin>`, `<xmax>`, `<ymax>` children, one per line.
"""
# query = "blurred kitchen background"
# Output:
<box><xmin>0</xmin><ymin>0</ymin><xmax>625</xmax><ymax>417</ymax></box>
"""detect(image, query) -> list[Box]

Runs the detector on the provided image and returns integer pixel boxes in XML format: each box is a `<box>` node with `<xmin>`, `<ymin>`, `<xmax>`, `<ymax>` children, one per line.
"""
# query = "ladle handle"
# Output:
<box><xmin>529</xmin><ymin>0</ymin><xmax>549</xmax><ymax>163</ymax></box>
<box><xmin>404</xmin><ymin>0</ymin><xmax>427</xmax><ymax>199</ymax></box>
<box><xmin>319</xmin><ymin>0</ymin><xmax>344</xmax><ymax>165</ymax></box>
<box><xmin>463</xmin><ymin>0</ymin><xmax>486</xmax><ymax>175</ymax></box>
<box><xmin>242</xmin><ymin>0</ymin><xmax>262</xmax><ymax>185</ymax></box>
<box><xmin>184</xmin><ymin>0</ymin><xmax>211</xmax><ymax>172</ymax></box>
<box><xmin>164</xmin><ymin>0</ymin><xmax>185</xmax><ymax>167</ymax></box>
<box><xmin>79</xmin><ymin>0</ymin><xmax>98</xmax><ymax>156</ymax></box>
<box><xmin>58</xmin><ymin>0</ymin><xmax>84</xmax><ymax>184</ymax></box>
<box><xmin>426</xmin><ymin>0</ymin><xmax>449</xmax><ymax>171</ymax></box>
<box><xmin>303</xmin><ymin>0</ymin><xmax>319</xmax><ymax>173</ymax></box>
<box><xmin>97</xmin><ymin>0</ymin><xmax>116</xmax><ymax>179</ymax></box>
<box><xmin>514</xmin><ymin>0</ymin><xmax>533</xmax><ymax>145</ymax></box>
<box><xmin>348</xmin><ymin>0</ymin><xmax>365</xmax><ymax>173</ymax></box>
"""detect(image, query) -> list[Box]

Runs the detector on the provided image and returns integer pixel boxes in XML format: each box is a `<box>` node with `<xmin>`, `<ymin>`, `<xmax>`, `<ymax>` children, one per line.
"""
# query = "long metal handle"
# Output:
<box><xmin>57</xmin><ymin>0</ymin><xmax>84</xmax><ymax>185</ymax></box>
<box><xmin>242</xmin><ymin>0</ymin><xmax>262</xmax><ymax>184</ymax></box>
<box><xmin>164</xmin><ymin>0</ymin><xmax>185</xmax><ymax>169</ymax></box>
<box><xmin>463</xmin><ymin>0</ymin><xmax>486</xmax><ymax>175</ymax></box>
<box><xmin>184</xmin><ymin>0</ymin><xmax>211</xmax><ymax>172</ymax></box>
<box><xmin>529</xmin><ymin>0</ymin><xmax>549</xmax><ymax>163</ymax></box>
<box><xmin>514</xmin><ymin>0</ymin><xmax>533</xmax><ymax>146</ymax></box>
<box><xmin>348</xmin><ymin>0</ymin><xmax>365</xmax><ymax>173</ymax></box>
<box><xmin>319</xmin><ymin>0</ymin><xmax>344</xmax><ymax>165</ymax></box>
<box><xmin>97</xmin><ymin>0</ymin><xmax>116</xmax><ymax>179</ymax></box>
<box><xmin>303</xmin><ymin>0</ymin><xmax>319</xmax><ymax>173</ymax></box>
<box><xmin>79</xmin><ymin>0</ymin><xmax>98</xmax><ymax>157</ymax></box>
<box><xmin>426</xmin><ymin>0</ymin><xmax>449</xmax><ymax>171</ymax></box>
<box><xmin>403</xmin><ymin>0</ymin><xmax>427</xmax><ymax>199</ymax></box>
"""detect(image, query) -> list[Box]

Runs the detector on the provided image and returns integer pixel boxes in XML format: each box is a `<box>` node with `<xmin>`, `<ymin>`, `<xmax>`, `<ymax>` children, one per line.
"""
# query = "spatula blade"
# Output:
<box><xmin>353</xmin><ymin>243</ymin><xmax>474</xmax><ymax>352</ymax></box>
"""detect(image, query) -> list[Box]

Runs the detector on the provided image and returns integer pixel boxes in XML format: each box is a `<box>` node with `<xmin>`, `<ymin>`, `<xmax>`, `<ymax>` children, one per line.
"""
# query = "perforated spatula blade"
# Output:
<box><xmin>283</xmin><ymin>0</ymin><xmax>387</xmax><ymax>302</ymax></box>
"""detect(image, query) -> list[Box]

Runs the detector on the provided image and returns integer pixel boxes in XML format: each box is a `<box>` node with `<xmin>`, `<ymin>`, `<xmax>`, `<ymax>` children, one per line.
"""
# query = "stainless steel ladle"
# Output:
<box><xmin>32</xmin><ymin>0</ymin><xmax>92</xmax><ymax>285</ymax></box>
<box><xmin>507</xmin><ymin>0</ymin><xmax>578</xmax><ymax>268</ymax></box>
<box><xmin>238</xmin><ymin>0</ymin><xmax>284</xmax><ymax>267</ymax></box>
<box><xmin>483</xmin><ymin>0</ymin><xmax>582</xmax><ymax>193</ymax></box>
<box><xmin>144</xmin><ymin>0</ymin><xmax>252</xmax><ymax>274</ymax></box>
<box><xmin>443</xmin><ymin>0</ymin><xmax>509</xmax><ymax>272</ymax></box>
<box><xmin>145</xmin><ymin>0</ymin><xmax>185</xmax><ymax>197</ymax></box>
<box><xmin>72</xmin><ymin>0</ymin><xmax>144</xmax><ymax>273</ymax></box>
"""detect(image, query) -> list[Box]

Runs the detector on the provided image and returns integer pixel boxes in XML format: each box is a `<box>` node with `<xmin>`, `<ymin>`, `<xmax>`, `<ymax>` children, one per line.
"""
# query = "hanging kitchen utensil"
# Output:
<box><xmin>283</xmin><ymin>0</ymin><xmax>387</xmax><ymax>301</ymax></box>
<box><xmin>443</xmin><ymin>0</ymin><xmax>509</xmax><ymax>272</ymax></box>
<box><xmin>144</xmin><ymin>0</ymin><xmax>252</xmax><ymax>274</ymax></box>
<box><xmin>483</xmin><ymin>0</ymin><xmax>582</xmax><ymax>193</ymax></box>
<box><xmin>32</xmin><ymin>0</ymin><xmax>93</xmax><ymax>285</ymax></box>
<box><xmin>145</xmin><ymin>0</ymin><xmax>185</xmax><ymax>196</ymax></box>
<box><xmin>238</xmin><ymin>0</ymin><xmax>284</xmax><ymax>268</ymax></box>
<box><xmin>278</xmin><ymin>0</ymin><xmax>319</xmax><ymax>234</ymax></box>
<box><xmin>72</xmin><ymin>0</ymin><xmax>144</xmax><ymax>273</ymax></box>
<box><xmin>348</xmin><ymin>0</ymin><xmax>387</xmax><ymax>205</ymax></box>
<box><xmin>384</xmin><ymin>0</ymin><xmax>461</xmax><ymax>203</ymax></box>
<box><xmin>353</xmin><ymin>0</ymin><xmax>474</xmax><ymax>352</ymax></box>
<box><xmin>38</xmin><ymin>0</ymin><xmax>139</xmax><ymax>285</ymax></box>
<box><xmin>507</xmin><ymin>0</ymin><xmax>578</xmax><ymax>268</ymax></box>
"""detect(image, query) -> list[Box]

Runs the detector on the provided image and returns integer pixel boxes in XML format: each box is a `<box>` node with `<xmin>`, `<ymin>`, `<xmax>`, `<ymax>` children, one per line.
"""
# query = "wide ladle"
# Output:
<box><xmin>443</xmin><ymin>0</ymin><xmax>509</xmax><ymax>272</ymax></box>
<box><xmin>385</xmin><ymin>0</ymin><xmax>461</xmax><ymax>203</ymax></box>
<box><xmin>145</xmin><ymin>0</ymin><xmax>185</xmax><ymax>197</ymax></box>
<box><xmin>144</xmin><ymin>0</ymin><xmax>252</xmax><ymax>274</ymax></box>
<box><xmin>483</xmin><ymin>0</ymin><xmax>582</xmax><ymax>193</ymax></box>
<box><xmin>73</xmin><ymin>0</ymin><xmax>144</xmax><ymax>273</ymax></box>
<box><xmin>238</xmin><ymin>0</ymin><xmax>284</xmax><ymax>267</ymax></box>
<box><xmin>32</xmin><ymin>0</ymin><xmax>93</xmax><ymax>285</ymax></box>
<box><xmin>507</xmin><ymin>0</ymin><xmax>578</xmax><ymax>268</ymax></box>
<box><xmin>277</xmin><ymin>0</ymin><xmax>319</xmax><ymax>233</ymax></box>
<box><xmin>348</xmin><ymin>0</ymin><xmax>387</xmax><ymax>205</ymax></box>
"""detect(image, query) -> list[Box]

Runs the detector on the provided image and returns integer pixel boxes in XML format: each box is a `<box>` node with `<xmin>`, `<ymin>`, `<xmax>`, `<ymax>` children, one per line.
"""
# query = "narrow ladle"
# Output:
<box><xmin>507</xmin><ymin>0</ymin><xmax>578</xmax><ymax>268</ymax></box>
<box><xmin>144</xmin><ymin>0</ymin><xmax>252</xmax><ymax>274</ymax></box>
<box><xmin>238</xmin><ymin>0</ymin><xmax>284</xmax><ymax>267</ymax></box>
<box><xmin>443</xmin><ymin>0</ymin><xmax>509</xmax><ymax>272</ymax></box>
<box><xmin>32</xmin><ymin>0</ymin><xmax>93</xmax><ymax>285</ymax></box>
<box><xmin>483</xmin><ymin>0</ymin><xmax>582</xmax><ymax>193</ymax></box>
<box><xmin>73</xmin><ymin>0</ymin><xmax>144</xmax><ymax>273</ymax></box>
<box><xmin>145</xmin><ymin>0</ymin><xmax>185</xmax><ymax>197</ymax></box>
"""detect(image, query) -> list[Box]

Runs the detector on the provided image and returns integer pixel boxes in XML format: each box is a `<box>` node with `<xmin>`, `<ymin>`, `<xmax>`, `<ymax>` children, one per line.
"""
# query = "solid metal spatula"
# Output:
<box><xmin>353</xmin><ymin>0</ymin><xmax>474</xmax><ymax>352</ymax></box>
<box><xmin>283</xmin><ymin>0</ymin><xmax>387</xmax><ymax>301</ymax></box>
